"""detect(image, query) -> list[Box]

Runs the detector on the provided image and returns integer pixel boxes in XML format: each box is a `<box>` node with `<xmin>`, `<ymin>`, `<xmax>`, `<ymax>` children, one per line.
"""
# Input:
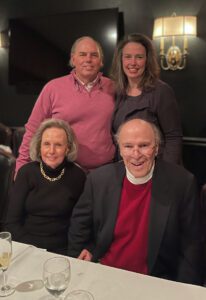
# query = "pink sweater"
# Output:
<box><xmin>16</xmin><ymin>72</ymin><xmax>115</xmax><ymax>173</ymax></box>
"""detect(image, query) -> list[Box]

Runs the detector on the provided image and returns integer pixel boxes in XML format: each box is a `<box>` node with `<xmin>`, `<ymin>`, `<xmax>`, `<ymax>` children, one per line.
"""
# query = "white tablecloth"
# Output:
<box><xmin>1</xmin><ymin>241</ymin><xmax>205</xmax><ymax>299</ymax></box>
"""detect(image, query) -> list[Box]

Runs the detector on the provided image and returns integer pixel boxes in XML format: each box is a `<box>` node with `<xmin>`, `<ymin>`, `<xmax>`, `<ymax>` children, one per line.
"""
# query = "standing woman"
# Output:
<box><xmin>111</xmin><ymin>33</ymin><xmax>182</xmax><ymax>164</ymax></box>
<box><xmin>5</xmin><ymin>119</ymin><xmax>86</xmax><ymax>254</ymax></box>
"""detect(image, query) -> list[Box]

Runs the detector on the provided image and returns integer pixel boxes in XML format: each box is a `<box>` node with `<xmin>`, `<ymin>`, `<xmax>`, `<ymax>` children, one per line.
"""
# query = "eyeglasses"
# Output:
<box><xmin>121</xmin><ymin>143</ymin><xmax>156</xmax><ymax>155</ymax></box>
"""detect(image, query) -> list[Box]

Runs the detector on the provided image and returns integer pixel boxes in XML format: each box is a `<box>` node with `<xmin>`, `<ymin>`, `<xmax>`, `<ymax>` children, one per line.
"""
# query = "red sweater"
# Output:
<box><xmin>101</xmin><ymin>177</ymin><xmax>152</xmax><ymax>273</ymax></box>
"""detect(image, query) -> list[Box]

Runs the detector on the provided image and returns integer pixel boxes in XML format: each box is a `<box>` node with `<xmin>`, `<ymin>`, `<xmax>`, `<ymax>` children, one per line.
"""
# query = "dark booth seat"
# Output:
<box><xmin>201</xmin><ymin>184</ymin><xmax>206</xmax><ymax>273</ymax></box>
<box><xmin>0</xmin><ymin>149</ymin><xmax>15</xmax><ymax>230</ymax></box>
<box><xmin>11</xmin><ymin>126</ymin><xmax>25</xmax><ymax>158</ymax></box>
<box><xmin>0</xmin><ymin>123</ymin><xmax>12</xmax><ymax>146</ymax></box>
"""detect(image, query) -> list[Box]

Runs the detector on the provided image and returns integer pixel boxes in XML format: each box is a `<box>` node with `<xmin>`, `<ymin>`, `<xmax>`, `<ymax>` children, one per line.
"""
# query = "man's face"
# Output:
<box><xmin>118</xmin><ymin>119</ymin><xmax>158</xmax><ymax>178</ymax></box>
<box><xmin>71</xmin><ymin>37</ymin><xmax>103</xmax><ymax>83</ymax></box>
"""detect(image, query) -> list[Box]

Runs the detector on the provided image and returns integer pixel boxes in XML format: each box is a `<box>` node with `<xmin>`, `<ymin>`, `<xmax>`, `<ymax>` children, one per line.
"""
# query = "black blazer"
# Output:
<box><xmin>68</xmin><ymin>159</ymin><xmax>203</xmax><ymax>285</ymax></box>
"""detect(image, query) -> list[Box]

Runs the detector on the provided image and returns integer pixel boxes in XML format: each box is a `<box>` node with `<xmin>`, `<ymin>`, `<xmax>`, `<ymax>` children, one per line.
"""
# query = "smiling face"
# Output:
<box><xmin>71</xmin><ymin>37</ymin><xmax>103</xmax><ymax>84</ymax></box>
<box><xmin>40</xmin><ymin>127</ymin><xmax>69</xmax><ymax>169</ymax></box>
<box><xmin>118</xmin><ymin>119</ymin><xmax>158</xmax><ymax>178</ymax></box>
<box><xmin>122</xmin><ymin>42</ymin><xmax>146</xmax><ymax>84</ymax></box>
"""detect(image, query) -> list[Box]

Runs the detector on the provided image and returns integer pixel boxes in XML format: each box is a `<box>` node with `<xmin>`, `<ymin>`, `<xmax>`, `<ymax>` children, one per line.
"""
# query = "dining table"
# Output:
<box><xmin>1</xmin><ymin>241</ymin><xmax>206</xmax><ymax>300</ymax></box>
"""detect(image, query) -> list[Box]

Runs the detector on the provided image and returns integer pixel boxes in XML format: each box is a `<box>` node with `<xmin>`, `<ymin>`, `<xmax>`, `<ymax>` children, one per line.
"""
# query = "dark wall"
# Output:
<box><xmin>0</xmin><ymin>0</ymin><xmax>205</xmax><ymax>130</ymax></box>
<box><xmin>0</xmin><ymin>0</ymin><xmax>206</xmax><ymax>183</ymax></box>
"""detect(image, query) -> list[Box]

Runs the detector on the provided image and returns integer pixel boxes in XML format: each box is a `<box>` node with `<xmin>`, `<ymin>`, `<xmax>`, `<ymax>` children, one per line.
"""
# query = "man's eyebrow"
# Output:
<box><xmin>78</xmin><ymin>51</ymin><xmax>98</xmax><ymax>54</ymax></box>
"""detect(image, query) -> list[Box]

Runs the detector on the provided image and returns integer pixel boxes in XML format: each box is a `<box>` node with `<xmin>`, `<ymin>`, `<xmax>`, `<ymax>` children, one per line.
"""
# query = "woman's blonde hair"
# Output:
<box><xmin>30</xmin><ymin>118</ymin><xmax>78</xmax><ymax>162</ymax></box>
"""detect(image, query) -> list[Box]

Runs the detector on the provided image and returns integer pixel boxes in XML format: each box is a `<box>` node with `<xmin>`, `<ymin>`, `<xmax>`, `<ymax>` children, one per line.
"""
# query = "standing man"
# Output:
<box><xmin>15</xmin><ymin>36</ymin><xmax>115</xmax><ymax>174</ymax></box>
<box><xmin>68</xmin><ymin>118</ymin><xmax>203</xmax><ymax>285</ymax></box>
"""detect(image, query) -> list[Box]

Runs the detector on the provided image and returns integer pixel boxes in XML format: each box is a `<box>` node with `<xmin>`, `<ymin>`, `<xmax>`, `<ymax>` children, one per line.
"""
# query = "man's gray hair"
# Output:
<box><xmin>30</xmin><ymin>118</ymin><xmax>78</xmax><ymax>162</ymax></box>
<box><xmin>69</xmin><ymin>36</ymin><xmax>104</xmax><ymax>67</ymax></box>
<box><xmin>115</xmin><ymin>118</ymin><xmax>161</xmax><ymax>148</ymax></box>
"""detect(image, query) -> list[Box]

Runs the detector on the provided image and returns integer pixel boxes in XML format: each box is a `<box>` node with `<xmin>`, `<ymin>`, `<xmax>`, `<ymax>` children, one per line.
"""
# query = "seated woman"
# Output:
<box><xmin>5</xmin><ymin>118</ymin><xmax>86</xmax><ymax>254</ymax></box>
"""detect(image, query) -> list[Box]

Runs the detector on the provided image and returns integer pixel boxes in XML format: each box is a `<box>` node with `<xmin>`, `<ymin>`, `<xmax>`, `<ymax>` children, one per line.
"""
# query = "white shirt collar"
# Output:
<box><xmin>74</xmin><ymin>72</ymin><xmax>99</xmax><ymax>92</ymax></box>
<box><xmin>126</xmin><ymin>163</ymin><xmax>155</xmax><ymax>185</ymax></box>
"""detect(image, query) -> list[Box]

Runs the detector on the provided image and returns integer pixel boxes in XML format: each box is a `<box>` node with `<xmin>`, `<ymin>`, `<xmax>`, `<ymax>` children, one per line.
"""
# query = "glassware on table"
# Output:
<box><xmin>43</xmin><ymin>257</ymin><xmax>71</xmax><ymax>299</ymax></box>
<box><xmin>65</xmin><ymin>290</ymin><xmax>94</xmax><ymax>300</ymax></box>
<box><xmin>0</xmin><ymin>231</ymin><xmax>15</xmax><ymax>297</ymax></box>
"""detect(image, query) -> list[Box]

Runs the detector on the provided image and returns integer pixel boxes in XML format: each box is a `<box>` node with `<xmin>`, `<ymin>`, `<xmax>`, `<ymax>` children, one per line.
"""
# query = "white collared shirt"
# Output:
<box><xmin>74</xmin><ymin>73</ymin><xmax>99</xmax><ymax>92</ymax></box>
<box><xmin>126</xmin><ymin>163</ymin><xmax>155</xmax><ymax>185</ymax></box>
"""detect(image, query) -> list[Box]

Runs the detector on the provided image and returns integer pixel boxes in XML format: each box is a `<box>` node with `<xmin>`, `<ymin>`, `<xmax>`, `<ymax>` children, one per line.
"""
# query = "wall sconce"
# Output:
<box><xmin>0</xmin><ymin>30</ymin><xmax>9</xmax><ymax>48</ymax></box>
<box><xmin>153</xmin><ymin>13</ymin><xmax>197</xmax><ymax>70</ymax></box>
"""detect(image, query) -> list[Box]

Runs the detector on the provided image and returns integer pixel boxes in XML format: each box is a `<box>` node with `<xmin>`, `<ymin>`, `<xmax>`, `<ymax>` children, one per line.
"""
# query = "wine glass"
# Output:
<box><xmin>0</xmin><ymin>231</ymin><xmax>15</xmax><ymax>297</ymax></box>
<box><xmin>65</xmin><ymin>290</ymin><xmax>94</xmax><ymax>300</ymax></box>
<box><xmin>43</xmin><ymin>257</ymin><xmax>71</xmax><ymax>299</ymax></box>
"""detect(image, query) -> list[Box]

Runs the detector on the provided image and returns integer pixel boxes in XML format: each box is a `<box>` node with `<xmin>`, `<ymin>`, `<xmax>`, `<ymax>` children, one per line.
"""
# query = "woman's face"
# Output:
<box><xmin>122</xmin><ymin>42</ymin><xmax>147</xmax><ymax>83</ymax></box>
<box><xmin>40</xmin><ymin>127</ymin><xmax>69</xmax><ymax>169</ymax></box>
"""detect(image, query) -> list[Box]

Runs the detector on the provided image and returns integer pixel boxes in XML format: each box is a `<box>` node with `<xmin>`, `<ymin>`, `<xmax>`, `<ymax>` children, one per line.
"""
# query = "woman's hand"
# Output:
<box><xmin>78</xmin><ymin>249</ymin><xmax>93</xmax><ymax>261</ymax></box>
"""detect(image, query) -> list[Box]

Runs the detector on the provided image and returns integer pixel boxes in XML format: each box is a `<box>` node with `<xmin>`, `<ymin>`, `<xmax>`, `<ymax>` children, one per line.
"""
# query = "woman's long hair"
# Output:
<box><xmin>110</xmin><ymin>33</ymin><xmax>160</xmax><ymax>95</ymax></box>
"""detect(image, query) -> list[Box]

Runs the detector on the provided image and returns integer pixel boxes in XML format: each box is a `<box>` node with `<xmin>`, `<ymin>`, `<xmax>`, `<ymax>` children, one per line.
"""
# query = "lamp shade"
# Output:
<box><xmin>0</xmin><ymin>33</ymin><xmax>2</xmax><ymax>47</ymax></box>
<box><xmin>153</xmin><ymin>15</ymin><xmax>197</xmax><ymax>38</ymax></box>
<box><xmin>0</xmin><ymin>31</ymin><xmax>9</xmax><ymax>48</ymax></box>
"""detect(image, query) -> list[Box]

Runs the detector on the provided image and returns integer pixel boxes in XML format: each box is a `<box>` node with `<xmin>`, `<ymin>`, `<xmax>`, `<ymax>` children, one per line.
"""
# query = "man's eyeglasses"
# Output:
<box><xmin>121</xmin><ymin>143</ymin><xmax>156</xmax><ymax>155</ymax></box>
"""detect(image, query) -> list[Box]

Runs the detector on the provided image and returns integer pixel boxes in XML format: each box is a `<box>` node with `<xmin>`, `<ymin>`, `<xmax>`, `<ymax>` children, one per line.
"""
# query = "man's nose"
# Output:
<box><xmin>132</xmin><ymin>146</ymin><xmax>141</xmax><ymax>157</ymax></box>
<box><xmin>85</xmin><ymin>53</ymin><xmax>92</xmax><ymax>61</ymax></box>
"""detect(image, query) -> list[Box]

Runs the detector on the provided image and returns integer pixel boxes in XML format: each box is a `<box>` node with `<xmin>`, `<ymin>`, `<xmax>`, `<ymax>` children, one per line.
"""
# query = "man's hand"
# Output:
<box><xmin>78</xmin><ymin>249</ymin><xmax>93</xmax><ymax>261</ymax></box>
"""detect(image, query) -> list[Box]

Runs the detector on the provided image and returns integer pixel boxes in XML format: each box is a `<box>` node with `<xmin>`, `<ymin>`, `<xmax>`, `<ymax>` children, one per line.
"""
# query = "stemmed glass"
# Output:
<box><xmin>65</xmin><ymin>290</ymin><xmax>94</xmax><ymax>300</ymax></box>
<box><xmin>0</xmin><ymin>232</ymin><xmax>15</xmax><ymax>297</ymax></box>
<box><xmin>43</xmin><ymin>257</ymin><xmax>71</xmax><ymax>299</ymax></box>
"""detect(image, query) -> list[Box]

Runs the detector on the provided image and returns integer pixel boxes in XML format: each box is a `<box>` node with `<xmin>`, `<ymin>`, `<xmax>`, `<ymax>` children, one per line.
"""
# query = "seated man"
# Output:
<box><xmin>68</xmin><ymin>118</ymin><xmax>203</xmax><ymax>285</ymax></box>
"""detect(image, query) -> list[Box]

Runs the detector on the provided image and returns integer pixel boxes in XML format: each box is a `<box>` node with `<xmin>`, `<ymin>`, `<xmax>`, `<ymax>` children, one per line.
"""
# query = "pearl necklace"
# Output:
<box><xmin>40</xmin><ymin>161</ymin><xmax>65</xmax><ymax>182</ymax></box>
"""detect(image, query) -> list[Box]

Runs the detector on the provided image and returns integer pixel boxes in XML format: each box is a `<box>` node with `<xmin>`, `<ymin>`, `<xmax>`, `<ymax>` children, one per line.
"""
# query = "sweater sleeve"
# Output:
<box><xmin>4</xmin><ymin>166</ymin><xmax>35</xmax><ymax>243</ymax></box>
<box><xmin>68</xmin><ymin>174</ymin><xmax>95</xmax><ymax>258</ymax></box>
<box><xmin>155</xmin><ymin>82</ymin><xmax>183</xmax><ymax>164</ymax></box>
<box><xmin>15</xmin><ymin>84</ymin><xmax>53</xmax><ymax>175</ymax></box>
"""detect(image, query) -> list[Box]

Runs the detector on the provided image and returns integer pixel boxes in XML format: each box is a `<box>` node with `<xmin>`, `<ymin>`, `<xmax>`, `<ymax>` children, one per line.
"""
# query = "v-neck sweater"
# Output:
<box><xmin>101</xmin><ymin>177</ymin><xmax>151</xmax><ymax>273</ymax></box>
<box><xmin>16</xmin><ymin>72</ymin><xmax>115</xmax><ymax>173</ymax></box>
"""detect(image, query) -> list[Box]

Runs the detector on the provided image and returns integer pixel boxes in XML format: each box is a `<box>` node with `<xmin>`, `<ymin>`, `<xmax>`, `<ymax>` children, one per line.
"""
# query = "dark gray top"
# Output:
<box><xmin>112</xmin><ymin>80</ymin><xmax>183</xmax><ymax>164</ymax></box>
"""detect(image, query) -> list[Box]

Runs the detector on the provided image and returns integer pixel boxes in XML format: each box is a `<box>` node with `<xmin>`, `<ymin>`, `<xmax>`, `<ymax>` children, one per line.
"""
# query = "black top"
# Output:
<box><xmin>5</xmin><ymin>160</ymin><xmax>86</xmax><ymax>253</ymax></box>
<box><xmin>112</xmin><ymin>80</ymin><xmax>183</xmax><ymax>164</ymax></box>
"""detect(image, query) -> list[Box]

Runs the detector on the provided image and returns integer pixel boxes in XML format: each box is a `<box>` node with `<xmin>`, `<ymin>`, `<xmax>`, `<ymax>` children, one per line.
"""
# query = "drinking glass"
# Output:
<box><xmin>43</xmin><ymin>257</ymin><xmax>71</xmax><ymax>299</ymax></box>
<box><xmin>0</xmin><ymin>231</ymin><xmax>15</xmax><ymax>297</ymax></box>
<box><xmin>65</xmin><ymin>290</ymin><xmax>94</xmax><ymax>300</ymax></box>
